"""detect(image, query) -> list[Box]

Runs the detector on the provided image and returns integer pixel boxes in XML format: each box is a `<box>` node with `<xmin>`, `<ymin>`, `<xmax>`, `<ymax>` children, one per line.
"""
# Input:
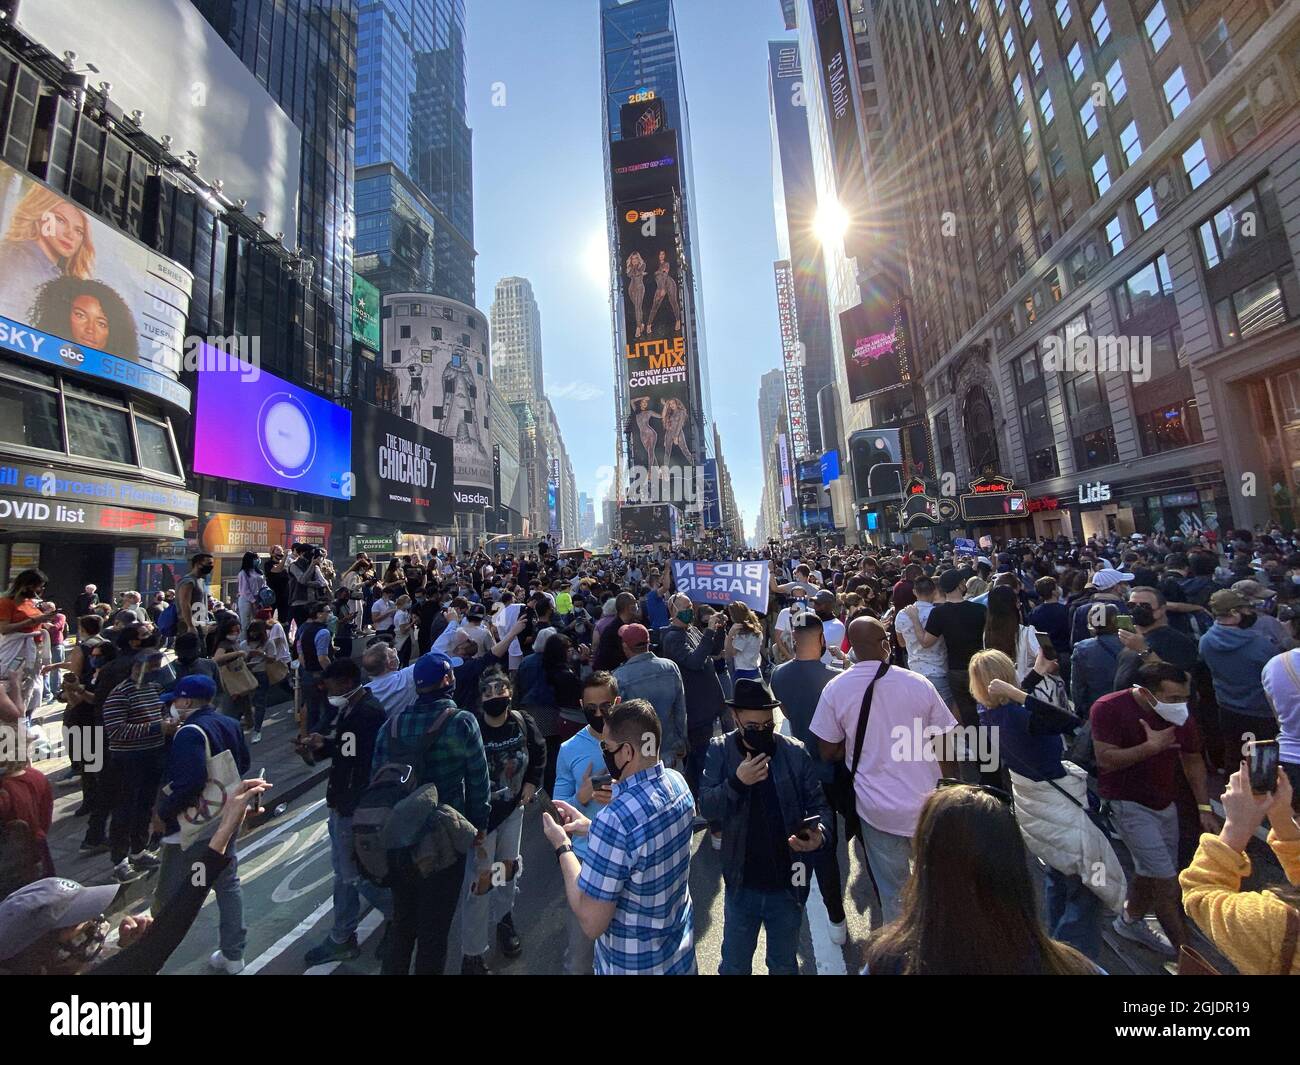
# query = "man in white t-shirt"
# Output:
<box><xmin>892</xmin><ymin>576</ymin><xmax>952</xmax><ymax>702</ymax></box>
<box><xmin>371</xmin><ymin>587</ymin><xmax>398</xmax><ymax>637</ymax></box>
<box><xmin>495</xmin><ymin>595</ymin><xmax>525</xmax><ymax>670</ymax></box>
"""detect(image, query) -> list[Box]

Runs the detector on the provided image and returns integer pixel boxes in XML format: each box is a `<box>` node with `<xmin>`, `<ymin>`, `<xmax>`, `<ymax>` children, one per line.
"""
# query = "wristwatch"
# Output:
<box><xmin>554</xmin><ymin>843</ymin><xmax>574</xmax><ymax>861</ymax></box>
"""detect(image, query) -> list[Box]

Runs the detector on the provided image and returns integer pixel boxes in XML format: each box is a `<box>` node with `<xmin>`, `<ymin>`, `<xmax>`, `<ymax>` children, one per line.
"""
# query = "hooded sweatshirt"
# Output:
<box><xmin>1261</xmin><ymin>649</ymin><xmax>1300</xmax><ymax>765</ymax></box>
<box><xmin>1199</xmin><ymin>623</ymin><xmax>1276</xmax><ymax>717</ymax></box>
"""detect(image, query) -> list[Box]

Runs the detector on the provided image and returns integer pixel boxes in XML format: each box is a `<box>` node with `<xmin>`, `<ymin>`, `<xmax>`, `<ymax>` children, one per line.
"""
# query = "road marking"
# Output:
<box><xmin>304</xmin><ymin>908</ymin><xmax>385</xmax><ymax>975</ymax></box>
<box><xmin>240</xmin><ymin>897</ymin><xmax>333</xmax><ymax>975</ymax></box>
<box><xmin>239</xmin><ymin>798</ymin><xmax>327</xmax><ymax>860</ymax></box>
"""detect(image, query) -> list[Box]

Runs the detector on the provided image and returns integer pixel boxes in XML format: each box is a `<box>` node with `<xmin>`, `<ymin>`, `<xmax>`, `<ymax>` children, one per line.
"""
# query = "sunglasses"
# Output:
<box><xmin>937</xmin><ymin>778</ymin><xmax>1014</xmax><ymax>806</ymax></box>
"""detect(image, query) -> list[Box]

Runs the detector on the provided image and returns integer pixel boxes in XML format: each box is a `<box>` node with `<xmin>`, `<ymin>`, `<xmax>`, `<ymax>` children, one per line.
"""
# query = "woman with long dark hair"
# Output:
<box><xmin>236</xmin><ymin>551</ymin><xmax>265</xmax><ymax>631</ymax></box>
<box><xmin>983</xmin><ymin>584</ymin><xmax>1040</xmax><ymax>674</ymax></box>
<box><xmin>209</xmin><ymin>616</ymin><xmax>250</xmax><ymax>725</ymax></box>
<box><xmin>0</xmin><ymin>569</ymin><xmax>57</xmax><ymax>724</ymax></box>
<box><xmin>862</xmin><ymin>784</ymin><xmax>1099</xmax><ymax>975</ymax></box>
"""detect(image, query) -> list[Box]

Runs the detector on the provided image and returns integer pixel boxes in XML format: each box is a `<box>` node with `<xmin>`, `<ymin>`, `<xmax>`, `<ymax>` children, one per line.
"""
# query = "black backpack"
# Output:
<box><xmin>351</xmin><ymin>705</ymin><xmax>455</xmax><ymax>887</ymax></box>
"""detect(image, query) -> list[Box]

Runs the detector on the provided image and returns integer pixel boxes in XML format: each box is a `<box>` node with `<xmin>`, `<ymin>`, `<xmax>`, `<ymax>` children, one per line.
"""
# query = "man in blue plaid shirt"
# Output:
<box><xmin>543</xmin><ymin>698</ymin><xmax>696</xmax><ymax>974</ymax></box>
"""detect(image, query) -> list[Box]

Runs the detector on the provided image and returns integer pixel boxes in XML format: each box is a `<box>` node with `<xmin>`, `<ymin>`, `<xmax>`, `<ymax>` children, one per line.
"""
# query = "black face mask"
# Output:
<box><xmin>481</xmin><ymin>696</ymin><xmax>511</xmax><ymax>719</ymax></box>
<box><xmin>738</xmin><ymin>725</ymin><xmax>776</xmax><ymax>757</ymax></box>
<box><xmin>602</xmin><ymin>741</ymin><xmax>630</xmax><ymax>781</ymax></box>
<box><xmin>583</xmin><ymin>708</ymin><xmax>605</xmax><ymax>732</ymax></box>
<box><xmin>200</xmin><ymin>564</ymin><xmax>214</xmax><ymax>577</ymax></box>
<box><xmin>1129</xmin><ymin>604</ymin><xmax>1156</xmax><ymax>627</ymax></box>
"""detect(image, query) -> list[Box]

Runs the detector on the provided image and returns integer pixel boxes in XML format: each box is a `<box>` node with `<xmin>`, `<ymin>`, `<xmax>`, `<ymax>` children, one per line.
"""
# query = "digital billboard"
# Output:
<box><xmin>619</xmin><ymin>503</ymin><xmax>679</xmax><ymax>546</ymax></box>
<box><xmin>352</xmin><ymin>275</ymin><xmax>381</xmax><ymax>352</ymax></box>
<box><xmin>0</xmin><ymin>159</ymin><xmax>193</xmax><ymax>394</ymax></box>
<box><xmin>618</xmin><ymin>198</ymin><xmax>695</xmax><ymax>468</ymax></box>
<box><xmin>610</xmin><ymin>131</ymin><xmax>682</xmax><ymax>203</ymax></box>
<box><xmin>194</xmin><ymin>355</ymin><xmax>352</xmax><ymax>500</ymax></box>
<box><xmin>620</xmin><ymin>97</ymin><xmax>668</xmax><ymax>140</ymax></box>
<box><xmin>382</xmin><ymin>295</ymin><xmax>494</xmax><ymax>510</ymax></box>
<box><xmin>351</xmin><ymin>402</ymin><xmax>453</xmax><ymax>525</ymax></box>
<box><xmin>839</xmin><ymin>289</ymin><xmax>907</xmax><ymax>403</ymax></box>
<box><xmin>813</xmin><ymin>0</ymin><xmax>869</xmax><ymax>253</ymax></box>
<box><xmin>774</xmin><ymin>260</ymin><xmax>809</xmax><ymax>462</ymax></box>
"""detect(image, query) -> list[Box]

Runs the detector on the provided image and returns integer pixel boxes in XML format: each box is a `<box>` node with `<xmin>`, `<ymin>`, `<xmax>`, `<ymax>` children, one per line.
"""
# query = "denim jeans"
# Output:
<box><xmin>155</xmin><ymin>834</ymin><xmax>246</xmax><ymax>960</ymax></box>
<box><xmin>326</xmin><ymin>810</ymin><xmax>391</xmax><ymax>943</ymax></box>
<box><xmin>859</xmin><ymin>821</ymin><xmax>913</xmax><ymax>927</ymax></box>
<box><xmin>812</xmin><ymin>787</ymin><xmax>845</xmax><ymax>925</ymax></box>
<box><xmin>43</xmin><ymin>642</ymin><xmax>65</xmax><ymax>700</ymax></box>
<box><xmin>718</xmin><ymin>886</ymin><xmax>804</xmax><ymax>975</ymax></box>
<box><xmin>460</xmin><ymin>805</ymin><xmax>525</xmax><ymax>957</ymax></box>
<box><xmin>250</xmin><ymin>671</ymin><xmax>271</xmax><ymax>731</ymax></box>
<box><xmin>1043</xmin><ymin>867</ymin><xmax>1104</xmax><ymax>962</ymax></box>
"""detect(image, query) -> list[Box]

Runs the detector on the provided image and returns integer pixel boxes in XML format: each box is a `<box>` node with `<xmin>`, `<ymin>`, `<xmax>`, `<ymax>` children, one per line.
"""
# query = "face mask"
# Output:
<box><xmin>739</xmin><ymin>725</ymin><xmax>776</xmax><ymax>757</ymax></box>
<box><xmin>1129</xmin><ymin>604</ymin><xmax>1156</xmax><ymax>627</ymax></box>
<box><xmin>327</xmin><ymin>686</ymin><xmax>360</xmax><ymax>709</ymax></box>
<box><xmin>55</xmin><ymin>917</ymin><xmax>110</xmax><ymax>967</ymax></box>
<box><xmin>481</xmin><ymin>696</ymin><xmax>511</xmax><ymax>718</ymax></box>
<box><xmin>602</xmin><ymin>741</ymin><xmax>630</xmax><ymax>781</ymax></box>
<box><xmin>1137</xmin><ymin>687</ymin><xmax>1189</xmax><ymax>727</ymax></box>
<box><xmin>583</xmin><ymin>708</ymin><xmax>605</xmax><ymax>732</ymax></box>
<box><xmin>200</xmin><ymin>564</ymin><xmax>214</xmax><ymax>576</ymax></box>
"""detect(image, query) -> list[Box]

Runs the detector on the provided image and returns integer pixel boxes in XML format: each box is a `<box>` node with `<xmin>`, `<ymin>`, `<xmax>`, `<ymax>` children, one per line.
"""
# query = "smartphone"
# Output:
<box><xmin>796</xmin><ymin>814</ymin><xmax>821</xmax><ymax>840</ymax></box>
<box><xmin>590</xmin><ymin>772</ymin><xmax>613</xmax><ymax>790</ymax></box>
<box><xmin>1247</xmin><ymin>739</ymin><xmax>1280</xmax><ymax>794</ymax></box>
<box><xmin>1115</xmin><ymin>615</ymin><xmax>1135</xmax><ymax>632</ymax></box>
<box><xmin>1034</xmin><ymin>631</ymin><xmax>1058</xmax><ymax>661</ymax></box>
<box><xmin>250</xmin><ymin>768</ymin><xmax>267</xmax><ymax>812</ymax></box>
<box><xmin>536</xmin><ymin>788</ymin><xmax>564</xmax><ymax>824</ymax></box>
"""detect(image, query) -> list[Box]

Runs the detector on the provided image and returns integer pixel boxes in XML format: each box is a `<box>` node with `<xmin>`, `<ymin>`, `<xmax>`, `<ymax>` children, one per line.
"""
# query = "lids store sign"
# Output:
<box><xmin>1077</xmin><ymin>482</ymin><xmax>1112</xmax><ymax>504</ymax></box>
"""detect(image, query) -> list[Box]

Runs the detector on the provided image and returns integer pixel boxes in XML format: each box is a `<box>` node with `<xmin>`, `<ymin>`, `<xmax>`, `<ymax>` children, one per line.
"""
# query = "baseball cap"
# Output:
<box><xmin>466</xmin><ymin>603</ymin><xmax>487</xmax><ymax>620</ymax></box>
<box><xmin>413</xmin><ymin>652</ymin><xmax>455</xmax><ymax>691</ymax></box>
<box><xmin>1231</xmin><ymin>579</ymin><xmax>1277</xmax><ymax>601</ymax></box>
<box><xmin>1209</xmin><ymin>589</ymin><xmax>1252</xmax><ymax>615</ymax></box>
<box><xmin>0</xmin><ymin>877</ymin><xmax>119</xmax><ymax>962</ymax></box>
<box><xmin>159</xmin><ymin>673</ymin><xmax>217</xmax><ymax>705</ymax></box>
<box><xmin>938</xmin><ymin>569</ymin><xmax>964</xmax><ymax>595</ymax></box>
<box><xmin>619</xmin><ymin>622</ymin><xmax>650</xmax><ymax>647</ymax></box>
<box><xmin>1091</xmin><ymin>569</ymin><xmax>1135</xmax><ymax>591</ymax></box>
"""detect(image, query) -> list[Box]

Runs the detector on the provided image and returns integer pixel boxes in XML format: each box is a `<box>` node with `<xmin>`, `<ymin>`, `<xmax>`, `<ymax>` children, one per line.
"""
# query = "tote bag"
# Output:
<box><xmin>173</xmin><ymin>725</ymin><xmax>242</xmax><ymax>848</ymax></box>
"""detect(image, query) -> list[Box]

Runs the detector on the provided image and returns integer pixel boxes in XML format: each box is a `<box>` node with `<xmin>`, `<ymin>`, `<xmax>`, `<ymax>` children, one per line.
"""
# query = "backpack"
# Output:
<box><xmin>351</xmin><ymin>704</ymin><xmax>456</xmax><ymax>887</ymax></box>
<box><xmin>156</xmin><ymin>601</ymin><xmax>179</xmax><ymax>637</ymax></box>
<box><xmin>257</xmin><ymin>586</ymin><xmax>277</xmax><ymax>608</ymax></box>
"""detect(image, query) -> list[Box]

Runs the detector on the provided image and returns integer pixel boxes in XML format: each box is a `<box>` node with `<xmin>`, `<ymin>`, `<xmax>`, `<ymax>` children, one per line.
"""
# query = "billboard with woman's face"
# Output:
<box><xmin>0</xmin><ymin>161</ymin><xmax>192</xmax><ymax>377</ymax></box>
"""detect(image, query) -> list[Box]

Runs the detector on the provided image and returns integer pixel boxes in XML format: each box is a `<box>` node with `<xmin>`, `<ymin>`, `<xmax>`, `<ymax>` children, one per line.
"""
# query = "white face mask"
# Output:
<box><xmin>327</xmin><ymin>686</ymin><xmax>361</xmax><ymax>709</ymax></box>
<box><xmin>1137</xmin><ymin>687</ymin><xmax>1189</xmax><ymax>726</ymax></box>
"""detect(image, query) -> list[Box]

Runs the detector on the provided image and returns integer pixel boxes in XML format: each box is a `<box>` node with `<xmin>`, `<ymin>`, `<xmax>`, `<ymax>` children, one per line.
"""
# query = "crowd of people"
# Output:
<box><xmin>1</xmin><ymin>525</ymin><xmax>1299</xmax><ymax>976</ymax></box>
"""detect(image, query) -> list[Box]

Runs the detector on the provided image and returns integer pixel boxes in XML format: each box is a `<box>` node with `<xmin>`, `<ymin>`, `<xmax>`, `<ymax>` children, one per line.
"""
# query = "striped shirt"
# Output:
<box><xmin>577</xmin><ymin>762</ymin><xmax>696</xmax><ymax>975</ymax></box>
<box><xmin>101</xmin><ymin>679</ymin><xmax>165</xmax><ymax>752</ymax></box>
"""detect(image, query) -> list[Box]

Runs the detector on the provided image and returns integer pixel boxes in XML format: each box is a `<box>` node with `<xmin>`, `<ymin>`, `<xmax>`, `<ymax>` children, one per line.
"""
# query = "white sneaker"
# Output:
<box><xmin>828</xmin><ymin>919</ymin><xmax>848</xmax><ymax>945</ymax></box>
<box><xmin>252</xmin><ymin>731</ymin><xmax>262</xmax><ymax>744</ymax></box>
<box><xmin>710</xmin><ymin>831</ymin><xmax>722</xmax><ymax>851</ymax></box>
<box><xmin>1111</xmin><ymin>914</ymin><xmax>1177</xmax><ymax>958</ymax></box>
<box><xmin>208</xmin><ymin>949</ymin><xmax>246</xmax><ymax>974</ymax></box>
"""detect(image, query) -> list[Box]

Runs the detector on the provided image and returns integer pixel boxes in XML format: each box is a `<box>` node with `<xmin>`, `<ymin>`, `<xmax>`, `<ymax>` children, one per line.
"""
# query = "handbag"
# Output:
<box><xmin>219</xmin><ymin>655</ymin><xmax>258</xmax><ymax>697</ymax></box>
<box><xmin>171</xmin><ymin>724</ymin><xmax>242</xmax><ymax>848</ymax></box>
<box><xmin>265</xmin><ymin>657</ymin><xmax>289</xmax><ymax>685</ymax></box>
<box><xmin>1177</xmin><ymin>906</ymin><xmax>1298</xmax><ymax>975</ymax></box>
<box><xmin>828</xmin><ymin>661</ymin><xmax>890</xmax><ymax>844</ymax></box>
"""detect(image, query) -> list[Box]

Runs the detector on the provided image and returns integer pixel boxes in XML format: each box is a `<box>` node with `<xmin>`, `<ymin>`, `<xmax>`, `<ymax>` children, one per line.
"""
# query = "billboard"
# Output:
<box><xmin>619</xmin><ymin>503</ymin><xmax>680</xmax><ymax>546</ymax></box>
<box><xmin>0</xmin><ymin>461</ymin><xmax>197</xmax><ymax>517</ymax></box>
<box><xmin>351</xmin><ymin>401</ymin><xmax>453</xmax><ymax>526</ymax></box>
<box><xmin>610</xmin><ymin>131</ymin><xmax>682</xmax><ymax>203</ymax></box>
<box><xmin>618</xmin><ymin>199</ymin><xmax>695</xmax><ymax>468</ymax></box>
<box><xmin>548</xmin><ymin>456</ymin><xmax>560</xmax><ymax>536</ymax></box>
<box><xmin>703</xmin><ymin>459</ymin><xmax>721</xmax><ymax>529</ymax></box>
<box><xmin>813</xmin><ymin>0</ymin><xmax>869</xmax><ymax>250</ymax></box>
<box><xmin>820</xmin><ymin>450</ymin><xmax>841</xmax><ymax>486</ymax></box>
<box><xmin>20</xmin><ymin>0</ymin><xmax>302</xmax><ymax>249</ymax></box>
<box><xmin>0</xmin><ymin>159</ymin><xmax>193</xmax><ymax>397</ymax></box>
<box><xmin>774</xmin><ymin>260</ymin><xmax>810</xmax><ymax>462</ymax></box>
<box><xmin>840</xmin><ymin>291</ymin><xmax>907</xmax><ymax>403</ymax></box>
<box><xmin>193</xmin><ymin>357</ymin><xmax>352</xmax><ymax>500</ymax></box>
<box><xmin>383</xmin><ymin>295</ymin><xmax>494</xmax><ymax>508</ymax></box>
<box><xmin>352</xmin><ymin>275</ymin><xmax>381</xmax><ymax>352</ymax></box>
<box><xmin>620</xmin><ymin>97</ymin><xmax>668</xmax><ymax>140</ymax></box>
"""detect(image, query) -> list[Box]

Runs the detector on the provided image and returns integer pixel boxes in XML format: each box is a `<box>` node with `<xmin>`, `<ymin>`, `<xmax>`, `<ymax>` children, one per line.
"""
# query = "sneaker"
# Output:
<box><xmin>129</xmin><ymin>851</ymin><xmax>160</xmax><ymax>871</ymax></box>
<box><xmin>710</xmin><ymin>831</ymin><xmax>722</xmax><ymax>851</ymax></box>
<box><xmin>304</xmin><ymin>936</ymin><xmax>360</xmax><ymax>966</ymax></box>
<box><xmin>208</xmin><ymin>950</ymin><xmax>246</xmax><ymax>974</ymax></box>
<box><xmin>252</xmin><ymin>730</ymin><xmax>262</xmax><ymax>744</ymax></box>
<box><xmin>497</xmin><ymin>913</ymin><xmax>522</xmax><ymax>958</ymax></box>
<box><xmin>80</xmin><ymin>838</ymin><xmax>109</xmax><ymax>854</ymax></box>
<box><xmin>1112</xmin><ymin>914</ymin><xmax>1177</xmax><ymax>958</ymax></box>
<box><xmin>827</xmin><ymin>919</ymin><xmax>848</xmax><ymax>946</ymax></box>
<box><xmin>112</xmin><ymin>858</ymin><xmax>148</xmax><ymax>884</ymax></box>
<box><xmin>461</xmin><ymin>953</ymin><xmax>491</xmax><ymax>975</ymax></box>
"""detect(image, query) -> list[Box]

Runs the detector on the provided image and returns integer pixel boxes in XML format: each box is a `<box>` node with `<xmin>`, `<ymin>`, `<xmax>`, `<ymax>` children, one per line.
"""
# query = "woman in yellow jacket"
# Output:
<box><xmin>1179</xmin><ymin>762</ymin><xmax>1300</xmax><ymax>975</ymax></box>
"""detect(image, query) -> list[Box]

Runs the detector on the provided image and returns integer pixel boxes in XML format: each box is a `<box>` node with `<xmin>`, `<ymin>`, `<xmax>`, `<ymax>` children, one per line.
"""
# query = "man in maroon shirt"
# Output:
<box><xmin>1091</xmin><ymin>660</ymin><xmax>1219</xmax><ymax>957</ymax></box>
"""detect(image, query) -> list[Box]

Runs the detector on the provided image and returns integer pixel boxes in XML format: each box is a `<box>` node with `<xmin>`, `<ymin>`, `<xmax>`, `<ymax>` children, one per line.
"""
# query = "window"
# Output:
<box><xmin>1182</xmin><ymin>138</ymin><xmax>1210</xmax><ymax>189</ymax></box>
<box><xmin>1003</xmin><ymin>27</ymin><xmax>1016</xmax><ymax>59</ymax></box>
<box><xmin>1080</xmin><ymin>99</ymin><xmax>1099</xmax><ymax>138</ymax></box>
<box><xmin>1198</xmin><ymin>179</ymin><xmax>1273</xmax><ymax>270</ymax></box>
<box><xmin>1092</xmin><ymin>154</ymin><xmax>1111</xmax><ymax>195</ymax></box>
<box><xmin>1222</xmin><ymin>91</ymin><xmax>1258</xmax><ymax>152</ymax></box>
<box><xmin>1028</xmin><ymin>446</ymin><xmax>1060</xmax><ymax>480</ymax></box>
<box><xmin>1144</xmin><ymin>1</ymin><xmax>1170</xmax><ymax>53</ymax></box>
<box><xmin>1104</xmin><ymin>214</ymin><xmax>1124</xmax><ymax>255</ymax></box>
<box><xmin>1120</xmin><ymin>120</ymin><xmax>1141</xmax><ymax>165</ymax></box>
<box><xmin>136</xmin><ymin>418</ymin><xmax>179</xmax><ymax>476</ymax></box>
<box><xmin>1029</xmin><ymin>39</ymin><xmax>1044</xmax><ymax>76</ymax></box>
<box><xmin>1164</xmin><ymin>67</ymin><xmax>1190</xmax><ymax>118</ymax></box>
<box><xmin>1105</xmin><ymin>58</ymin><xmax>1126</xmax><ymax>102</ymax></box>
<box><xmin>1039</xmin><ymin>87</ymin><xmax>1055</xmax><ymax>124</ymax></box>
<box><xmin>978</xmin><ymin>28</ymin><xmax>987</xmax><ymax>53</ymax></box>
<box><xmin>1135</xmin><ymin>185</ymin><xmax>1158</xmax><ymax>231</ymax></box>
<box><xmin>1020</xmin><ymin>0</ymin><xmax>1033</xmax><ymax>25</ymax></box>
<box><xmin>1064</xmin><ymin>365</ymin><xmax>1105</xmax><ymax>415</ymax></box>
<box><xmin>996</xmin><ymin>0</ymin><xmax>1007</xmax><ymax>15</ymax></box>
<box><xmin>1017</xmin><ymin>348</ymin><xmax>1041</xmax><ymax>386</ymax></box>
<box><xmin>1022</xmin><ymin>116</ymin><xmax>1034</xmax><ymax>145</ymax></box>
<box><xmin>1056</xmin><ymin>0</ymin><xmax>1072</xmax><ymax>29</ymax></box>
<box><xmin>1075</xmin><ymin>425</ymin><xmax>1118</xmax><ymax>470</ymax></box>
<box><xmin>1049</xmin><ymin>143</ymin><xmax>1067</xmax><ymax>177</ymax></box>
<box><xmin>1091</xmin><ymin>2</ymin><xmax>1111</xmax><ymax>46</ymax></box>
<box><xmin>1216</xmin><ymin>268</ymin><xmax>1300</xmax><ymax>345</ymax></box>
<box><xmin>1067</xmin><ymin>43</ymin><xmax>1085</xmax><ymax>81</ymax></box>
<box><xmin>66</xmin><ymin>397</ymin><xmax>133</xmax><ymax>464</ymax></box>
<box><xmin>0</xmin><ymin>376</ymin><xmax>62</xmax><ymax>451</ymax></box>
<box><xmin>1114</xmin><ymin>253</ymin><xmax>1175</xmax><ymax>318</ymax></box>
<box><xmin>1013</xmin><ymin>74</ymin><xmax>1026</xmax><ymax>105</ymax></box>
<box><xmin>1020</xmin><ymin>395</ymin><xmax>1052</xmax><ymax>443</ymax></box>
<box><xmin>1137</xmin><ymin>397</ymin><xmax>1203</xmax><ymax>455</ymax></box>
<box><xmin>1200</xmin><ymin>19</ymin><xmax>1232</xmax><ymax>78</ymax></box>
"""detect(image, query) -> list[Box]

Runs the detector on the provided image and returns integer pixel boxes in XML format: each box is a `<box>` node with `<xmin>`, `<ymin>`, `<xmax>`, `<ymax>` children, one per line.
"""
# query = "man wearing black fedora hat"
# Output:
<box><xmin>699</xmin><ymin>676</ymin><xmax>830</xmax><ymax>975</ymax></box>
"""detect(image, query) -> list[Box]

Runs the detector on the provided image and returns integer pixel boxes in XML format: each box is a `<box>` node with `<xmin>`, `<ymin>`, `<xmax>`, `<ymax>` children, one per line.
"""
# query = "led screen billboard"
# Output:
<box><xmin>839</xmin><ymin>289</ymin><xmax>907</xmax><ymax>403</ymax></box>
<box><xmin>351</xmin><ymin>401</ymin><xmax>452</xmax><ymax>525</ymax></box>
<box><xmin>194</xmin><ymin>355</ymin><xmax>352</xmax><ymax>500</ymax></box>
<box><xmin>352</xmin><ymin>275</ymin><xmax>381</xmax><ymax>352</ymax></box>
<box><xmin>610</xmin><ymin>130</ymin><xmax>681</xmax><ymax>203</ymax></box>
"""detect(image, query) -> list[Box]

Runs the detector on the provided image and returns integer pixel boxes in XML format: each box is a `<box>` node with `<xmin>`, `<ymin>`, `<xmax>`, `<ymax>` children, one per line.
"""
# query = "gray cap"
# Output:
<box><xmin>0</xmin><ymin>877</ymin><xmax>118</xmax><ymax>961</ymax></box>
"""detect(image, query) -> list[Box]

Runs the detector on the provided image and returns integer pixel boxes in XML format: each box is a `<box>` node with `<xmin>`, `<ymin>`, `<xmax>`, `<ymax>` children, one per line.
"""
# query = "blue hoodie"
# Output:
<box><xmin>1199</xmin><ymin>623</ymin><xmax>1276</xmax><ymax>716</ymax></box>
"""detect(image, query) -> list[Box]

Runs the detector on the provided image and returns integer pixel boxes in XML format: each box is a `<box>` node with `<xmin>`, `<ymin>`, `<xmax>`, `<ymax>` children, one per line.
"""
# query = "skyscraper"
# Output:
<box><xmin>354</xmin><ymin>0</ymin><xmax>475</xmax><ymax>304</ymax></box>
<box><xmin>489</xmin><ymin>277</ymin><xmax>545</xmax><ymax>404</ymax></box>
<box><xmin>758</xmin><ymin>368</ymin><xmax>787</xmax><ymax>465</ymax></box>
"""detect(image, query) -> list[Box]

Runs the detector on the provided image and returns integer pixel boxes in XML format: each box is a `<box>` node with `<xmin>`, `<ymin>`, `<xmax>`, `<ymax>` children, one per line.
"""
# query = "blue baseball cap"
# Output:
<box><xmin>159</xmin><ymin>674</ymin><xmax>217</xmax><ymax>704</ymax></box>
<box><xmin>413</xmin><ymin>652</ymin><xmax>455</xmax><ymax>691</ymax></box>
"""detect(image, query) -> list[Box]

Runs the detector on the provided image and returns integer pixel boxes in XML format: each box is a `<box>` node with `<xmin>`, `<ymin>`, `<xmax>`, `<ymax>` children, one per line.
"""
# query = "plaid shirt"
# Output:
<box><xmin>370</xmin><ymin>695</ymin><xmax>491</xmax><ymax>832</ymax></box>
<box><xmin>577</xmin><ymin>763</ymin><xmax>696</xmax><ymax>975</ymax></box>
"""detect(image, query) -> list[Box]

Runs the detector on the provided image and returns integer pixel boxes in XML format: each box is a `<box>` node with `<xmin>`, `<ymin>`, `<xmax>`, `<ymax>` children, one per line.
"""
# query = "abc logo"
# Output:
<box><xmin>59</xmin><ymin>346</ymin><xmax>85</xmax><ymax>363</ymax></box>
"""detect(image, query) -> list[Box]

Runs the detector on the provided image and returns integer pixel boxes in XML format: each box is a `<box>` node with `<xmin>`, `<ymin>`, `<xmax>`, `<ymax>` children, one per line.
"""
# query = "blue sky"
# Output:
<box><xmin>466</xmin><ymin>0</ymin><xmax>791</xmax><ymax>538</ymax></box>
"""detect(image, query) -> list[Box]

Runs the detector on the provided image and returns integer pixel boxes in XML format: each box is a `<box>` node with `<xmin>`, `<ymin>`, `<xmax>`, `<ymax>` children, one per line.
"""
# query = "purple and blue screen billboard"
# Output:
<box><xmin>193</xmin><ymin>354</ymin><xmax>352</xmax><ymax>500</ymax></box>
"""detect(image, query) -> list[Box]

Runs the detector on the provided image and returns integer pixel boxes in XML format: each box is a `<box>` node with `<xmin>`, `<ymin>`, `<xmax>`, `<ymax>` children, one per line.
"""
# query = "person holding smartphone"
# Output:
<box><xmin>698</xmin><ymin>677</ymin><xmax>830</xmax><ymax>975</ymax></box>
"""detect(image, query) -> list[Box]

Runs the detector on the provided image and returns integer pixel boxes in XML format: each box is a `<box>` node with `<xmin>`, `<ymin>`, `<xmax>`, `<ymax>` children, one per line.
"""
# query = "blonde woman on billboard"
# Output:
<box><xmin>0</xmin><ymin>185</ymin><xmax>95</xmax><ymax>313</ymax></box>
<box><xmin>660</xmin><ymin>396</ymin><xmax>694</xmax><ymax>463</ymax></box>
<box><xmin>631</xmin><ymin>395</ymin><xmax>661</xmax><ymax>467</ymax></box>
<box><xmin>647</xmin><ymin>248</ymin><xmax>682</xmax><ymax>335</ymax></box>
<box><xmin>625</xmin><ymin>251</ymin><xmax>647</xmax><ymax>338</ymax></box>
